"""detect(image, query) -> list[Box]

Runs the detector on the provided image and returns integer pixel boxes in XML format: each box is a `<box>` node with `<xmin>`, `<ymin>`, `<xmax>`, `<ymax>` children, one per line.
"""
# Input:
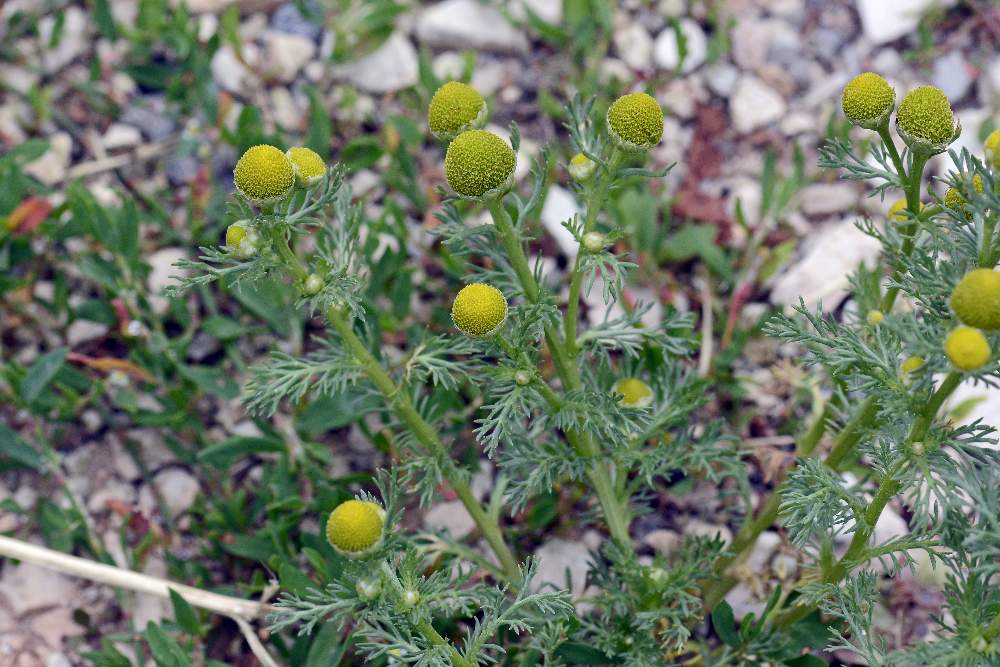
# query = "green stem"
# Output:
<box><xmin>702</xmin><ymin>396</ymin><xmax>877</xmax><ymax>611</ymax></box>
<box><xmin>773</xmin><ymin>373</ymin><xmax>961</xmax><ymax>628</ymax></box>
<box><xmin>564</xmin><ymin>148</ymin><xmax>623</xmax><ymax>357</ymax></box>
<box><xmin>876</xmin><ymin>124</ymin><xmax>907</xmax><ymax>187</ymax></box>
<box><xmin>979</xmin><ymin>215</ymin><xmax>997</xmax><ymax>268</ymax></box>
<box><xmin>985</xmin><ymin>610</ymin><xmax>1000</xmax><ymax>641</ymax></box>
<box><xmin>414</xmin><ymin>619</ymin><xmax>473</xmax><ymax>667</ymax></box>
<box><xmin>881</xmin><ymin>152</ymin><xmax>929</xmax><ymax>313</ymax></box>
<box><xmin>326</xmin><ymin>307</ymin><xmax>520</xmax><ymax>583</ymax></box>
<box><xmin>485</xmin><ymin>196</ymin><xmax>632</xmax><ymax>547</ymax></box>
<box><xmin>272</xmin><ymin>226</ymin><xmax>308</xmax><ymax>281</ymax></box>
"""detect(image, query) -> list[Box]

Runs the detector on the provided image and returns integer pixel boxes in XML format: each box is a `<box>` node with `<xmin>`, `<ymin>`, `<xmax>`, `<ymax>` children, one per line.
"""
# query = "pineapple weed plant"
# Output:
<box><xmin>165</xmin><ymin>74</ymin><xmax>1000</xmax><ymax>666</ymax></box>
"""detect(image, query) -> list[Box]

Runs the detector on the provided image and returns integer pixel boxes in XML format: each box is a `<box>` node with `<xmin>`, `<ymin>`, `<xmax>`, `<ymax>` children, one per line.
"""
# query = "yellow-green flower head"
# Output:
<box><xmin>985</xmin><ymin>129</ymin><xmax>1000</xmax><ymax>171</ymax></box>
<box><xmin>444</xmin><ymin>130</ymin><xmax>516</xmax><ymax>200</ymax></box>
<box><xmin>225</xmin><ymin>220</ymin><xmax>260</xmax><ymax>260</ymax></box>
<box><xmin>428</xmin><ymin>81</ymin><xmax>487</xmax><ymax>141</ymax></box>
<box><xmin>950</xmin><ymin>268</ymin><xmax>1000</xmax><ymax>331</ymax></box>
<box><xmin>866</xmin><ymin>309</ymin><xmax>884</xmax><ymax>326</ymax></box>
<box><xmin>325</xmin><ymin>499</ymin><xmax>385</xmax><ymax>557</ymax></box>
<box><xmin>841</xmin><ymin>72</ymin><xmax>895</xmax><ymax>130</ymax></box>
<box><xmin>286</xmin><ymin>146</ymin><xmax>326</xmax><ymax>187</ymax></box>
<box><xmin>568</xmin><ymin>152</ymin><xmax>597</xmax><ymax>181</ymax></box>
<box><xmin>900</xmin><ymin>355</ymin><xmax>924</xmax><ymax>377</ymax></box>
<box><xmin>233</xmin><ymin>144</ymin><xmax>295</xmax><ymax>205</ymax></box>
<box><xmin>945</xmin><ymin>174</ymin><xmax>983</xmax><ymax>218</ymax></box>
<box><xmin>613</xmin><ymin>377</ymin><xmax>653</xmax><ymax>409</ymax></box>
<box><xmin>451</xmin><ymin>283</ymin><xmax>508</xmax><ymax>336</ymax></box>
<box><xmin>606</xmin><ymin>92</ymin><xmax>664</xmax><ymax>151</ymax></box>
<box><xmin>887</xmin><ymin>198</ymin><xmax>918</xmax><ymax>222</ymax></box>
<box><xmin>944</xmin><ymin>326</ymin><xmax>991</xmax><ymax>372</ymax></box>
<box><xmin>895</xmin><ymin>85</ymin><xmax>961</xmax><ymax>155</ymax></box>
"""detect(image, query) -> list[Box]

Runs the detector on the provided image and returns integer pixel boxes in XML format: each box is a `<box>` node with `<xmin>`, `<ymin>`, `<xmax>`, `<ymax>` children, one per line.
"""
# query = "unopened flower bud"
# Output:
<box><xmin>866</xmin><ymin>309</ymin><xmax>884</xmax><ymax>326</ymax></box>
<box><xmin>895</xmin><ymin>85</ymin><xmax>961</xmax><ymax>156</ymax></box>
<box><xmin>582</xmin><ymin>231</ymin><xmax>606</xmax><ymax>253</ymax></box>
<box><xmin>985</xmin><ymin>129</ymin><xmax>1000</xmax><ymax>171</ymax></box>
<box><xmin>944</xmin><ymin>326</ymin><xmax>991</xmax><ymax>372</ymax></box>
<box><xmin>568</xmin><ymin>153</ymin><xmax>597</xmax><ymax>181</ymax></box>
<box><xmin>841</xmin><ymin>72</ymin><xmax>895</xmax><ymax>130</ymax></box>
<box><xmin>950</xmin><ymin>268</ymin><xmax>1000</xmax><ymax>330</ymax></box>
<box><xmin>303</xmin><ymin>273</ymin><xmax>324</xmax><ymax>296</ymax></box>
<box><xmin>401</xmin><ymin>590</ymin><xmax>420</xmax><ymax>609</ymax></box>
<box><xmin>514</xmin><ymin>370</ymin><xmax>531</xmax><ymax>386</ymax></box>
<box><xmin>613</xmin><ymin>377</ymin><xmax>653</xmax><ymax>409</ymax></box>
<box><xmin>356</xmin><ymin>577</ymin><xmax>381</xmax><ymax>601</ymax></box>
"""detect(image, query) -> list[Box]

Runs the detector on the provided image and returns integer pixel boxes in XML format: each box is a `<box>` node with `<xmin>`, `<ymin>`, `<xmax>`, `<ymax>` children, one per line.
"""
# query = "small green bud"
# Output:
<box><xmin>866</xmin><ymin>309</ymin><xmax>884</xmax><ymax>326</ymax></box>
<box><xmin>582</xmin><ymin>231</ymin><xmax>606</xmax><ymax>253</ymax></box>
<box><xmin>428</xmin><ymin>81</ymin><xmax>488</xmax><ymax>141</ymax></box>
<box><xmin>613</xmin><ymin>377</ymin><xmax>653</xmax><ymax>409</ymax></box>
<box><xmin>514</xmin><ymin>370</ymin><xmax>531</xmax><ymax>386</ymax></box>
<box><xmin>356</xmin><ymin>577</ymin><xmax>381</xmax><ymax>601</ymax></box>
<box><xmin>568</xmin><ymin>152</ymin><xmax>597</xmax><ymax>181</ymax></box>
<box><xmin>401</xmin><ymin>590</ymin><xmax>420</xmax><ymax>609</ymax></box>
<box><xmin>303</xmin><ymin>273</ymin><xmax>324</xmax><ymax>296</ymax></box>
<box><xmin>910</xmin><ymin>441</ymin><xmax>925</xmax><ymax>457</ymax></box>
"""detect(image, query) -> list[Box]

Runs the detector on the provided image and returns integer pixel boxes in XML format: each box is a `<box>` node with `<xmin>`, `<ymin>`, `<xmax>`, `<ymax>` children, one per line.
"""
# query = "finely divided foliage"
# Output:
<box><xmin>170</xmin><ymin>77</ymin><xmax>1000</xmax><ymax>665</ymax></box>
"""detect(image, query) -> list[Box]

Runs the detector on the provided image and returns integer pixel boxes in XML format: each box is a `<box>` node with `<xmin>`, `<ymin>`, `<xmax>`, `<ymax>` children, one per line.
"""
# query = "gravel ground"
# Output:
<box><xmin>1</xmin><ymin>0</ymin><xmax>999</xmax><ymax>664</ymax></box>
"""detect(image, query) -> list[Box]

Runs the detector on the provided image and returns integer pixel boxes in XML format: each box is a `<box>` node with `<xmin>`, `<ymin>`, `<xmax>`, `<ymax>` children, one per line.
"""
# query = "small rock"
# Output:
<box><xmin>511</xmin><ymin>0</ymin><xmax>562</xmax><ymax>24</ymax></box>
<box><xmin>38</xmin><ymin>7</ymin><xmax>88</xmax><ymax>73</ymax></box>
<box><xmin>424</xmin><ymin>501</ymin><xmax>476</xmax><ymax>539</ymax></box>
<box><xmin>725</xmin><ymin>583</ymin><xmax>766</xmax><ymax>619</ymax></box>
<box><xmin>653</xmin><ymin>19</ymin><xmax>707</xmax><ymax>73</ymax></box>
<box><xmin>102</xmin><ymin>122</ymin><xmax>142</xmax><ymax>150</ymax></box>
<box><xmin>431</xmin><ymin>51</ymin><xmax>466</xmax><ymax>81</ymax></box>
<box><xmin>613</xmin><ymin>22</ymin><xmax>653</xmax><ymax>71</ymax></box>
<box><xmin>769</xmin><ymin>218</ymin><xmax>882</xmax><ymax>309</ymax></box>
<box><xmin>0</xmin><ymin>561</ymin><xmax>80</xmax><ymax>615</ymax></box>
<box><xmin>471</xmin><ymin>60</ymin><xmax>508</xmax><ymax>96</ymax></box>
<box><xmin>269</xmin><ymin>87</ymin><xmax>301</xmax><ymax>129</ymax></box>
<box><xmin>416</xmin><ymin>0</ymin><xmax>529</xmax><ymax>54</ymax></box>
<box><xmin>211</xmin><ymin>44</ymin><xmax>259</xmax><ymax>94</ymax></box>
<box><xmin>799</xmin><ymin>183</ymin><xmax>857</xmax><ymax>217</ymax></box>
<box><xmin>704</xmin><ymin>62</ymin><xmax>739</xmax><ymax>97</ymax></box>
<box><xmin>271</xmin><ymin>1</ymin><xmax>322</xmax><ymax>40</ymax></box>
<box><xmin>187</xmin><ymin>331</ymin><xmax>221</xmax><ymax>362</ymax></box>
<box><xmin>132</xmin><ymin>556</ymin><xmax>171</xmax><ymax>627</ymax></box>
<box><xmin>24</xmin><ymin>132</ymin><xmax>72</xmax><ymax>186</ymax></box>
<box><xmin>745</xmin><ymin>531</ymin><xmax>781</xmax><ymax>571</ymax></box>
<box><xmin>685</xmin><ymin>519</ymin><xmax>733</xmax><ymax>547</ymax></box>
<box><xmin>932</xmin><ymin>51</ymin><xmax>972</xmax><ymax>102</ymax></box>
<box><xmin>261</xmin><ymin>30</ymin><xmax>316</xmax><ymax>82</ymax></box>
<box><xmin>540</xmin><ymin>185</ymin><xmax>582</xmax><ymax>258</ymax></box>
<box><xmin>987</xmin><ymin>56</ymin><xmax>1000</xmax><ymax>99</ymax></box>
<box><xmin>147</xmin><ymin>247</ymin><xmax>188</xmax><ymax>314</ymax></box>
<box><xmin>533</xmin><ymin>538</ymin><xmax>591</xmax><ymax>597</ymax></box>
<box><xmin>66</xmin><ymin>320</ymin><xmax>109</xmax><ymax>347</ymax></box>
<box><xmin>120</xmin><ymin>103</ymin><xmax>175</xmax><ymax>142</ymax></box>
<box><xmin>166</xmin><ymin>155</ymin><xmax>199</xmax><ymax>186</ymax></box>
<box><xmin>643</xmin><ymin>529</ymin><xmax>680</xmax><ymax>555</ymax></box>
<box><xmin>598</xmin><ymin>58</ymin><xmax>633</xmax><ymax>84</ymax></box>
<box><xmin>780</xmin><ymin>111</ymin><xmax>817</xmax><ymax>136</ymax></box>
<box><xmin>772</xmin><ymin>553</ymin><xmax>798</xmax><ymax>580</ymax></box>
<box><xmin>336</xmin><ymin>32</ymin><xmax>418</xmax><ymax>94</ymax></box>
<box><xmin>856</xmin><ymin>0</ymin><xmax>958</xmax><ymax>46</ymax></box>
<box><xmin>143</xmin><ymin>469</ymin><xmax>200</xmax><ymax>517</ymax></box>
<box><xmin>730</xmin><ymin>75</ymin><xmax>787</xmax><ymax>134</ymax></box>
<box><xmin>4</xmin><ymin>66</ymin><xmax>40</xmax><ymax>94</ymax></box>
<box><xmin>87</xmin><ymin>480</ymin><xmax>136</xmax><ymax>513</ymax></box>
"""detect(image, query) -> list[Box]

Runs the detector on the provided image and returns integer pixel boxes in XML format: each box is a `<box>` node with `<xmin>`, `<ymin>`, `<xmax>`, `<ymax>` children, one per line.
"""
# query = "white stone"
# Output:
<box><xmin>102</xmin><ymin>123</ymin><xmax>142</xmax><ymax>150</ymax></box>
<box><xmin>642</xmin><ymin>529</ymin><xmax>680</xmax><ymax>555</ymax></box>
<box><xmin>725</xmin><ymin>583</ymin><xmax>766</xmax><ymax>619</ymax></box>
<box><xmin>745</xmin><ymin>531</ymin><xmax>782</xmax><ymax>571</ymax></box>
<box><xmin>510</xmin><ymin>0</ymin><xmax>562</xmax><ymax>24</ymax></box>
<box><xmin>772</xmin><ymin>553</ymin><xmax>798</xmax><ymax>580</ymax></box>
<box><xmin>269</xmin><ymin>87</ymin><xmax>300</xmax><ymax>129</ymax></box>
<box><xmin>66</xmin><ymin>320</ymin><xmax>109</xmax><ymax>346</ymax></box>
<box><xmin>932</xmin><ymin>51</ymin><xmax>972</xmax><ymax>101</ymax></box>
<box><xmin>799</xmin><ymin>183</ymin><xmax>858</xmax><ymax>217</ymax></box>
<box><xmin>540</xmin><ymin>185</ymin><xmax>582</xmax><ymax>258</ymax></box>
<box><xmin>0</xmin><ymin>560</ymin><xmax>79</xmax><ymax>615</ymax></box>
<box><xmin>157</xmin><ymin>469</ymin><xmax>200</xmax><ymax>516</ymax></box>
<box><xmin>147</xmin><ymin>247</ymin><xmax>189</xmax><ymax>315</ymax></box>
<box><xmin>87</xmin><ymin>480</ymin><xmax>137</xmax><ymax>513</ymax></box>
<box><xmin>210</xmin><ymin>44</ymin><xmax>258</xmax><ymax>94</ymax></box>
<box><xmin>38</xmin><ymin>7</ymin><xmax>88</xmax><ymax>73</ymax></box>
<box><xmin>685</xmin><ymin>519</ymin><xmax>733</xmax><ymax>547</ymax></box>
<box><xmin>261</xmin><ymin>30</ymin><xmax>315</xmax><ymax>83</ymax></box>
<box><xmin>613</xmin><ymin>22</ymin><xmax>653</xmax><ymax>71</ymax></box>
<box><xmin>946</xmin><ymin>377</ymin><xmax>1000</xmax><ymax>441</ymax></box>
<box><xmin>730</xmin><ymin>76</ymin><xmax>786</xmax><ymax>134</ymax></box>
<box><xmin>424</xmin><ymin>500</ymin><xmax>476</xmax><ymax>539</ymax></box>
<box><xmin>653</xmin><ymin>19</ymin><xmax>707</xmax><ymax>73</ymax></box>
<box><xmin>24</xmin><ymin>132</ymin><xmax>72</xmax><ymax>186</ymax></box>
<box><xmin>533</xmin><ymin>538</ymin><xmax>591</xmax><ymax>597</ymax></box>
<box><xmin>856</xmin><ymin>0</ymin><xmax>958</xmax><ymax>45</ymax></box>
<box><xmin>872</xmin><ymin>507</ymin><xmax>908</xmax><ymax>545</ymax></box>
<box><xmin>4</xmin><ymin>66</ymin><xmax>39</xmax><ymax>94</ymax></box>
<box><xmin>416</xmin><ymin>0</ymin><xmax>528</xmax><ymax>54</ymax></box>
<box><xmin>769</xmin><ymin>219</ymin><xmax>881</xmax><ymax>309</ymax></box>
<box><xmin>987</xmin><ymin>56</ymin><xmax>1000</xmax><ymax>100</ymax></box>
<box><xmin>431</xmin><ymin>51</ymin><xmax>466</xmax><ymax>81</ymax></box>
<box><xmin>705</xmin><ymin>62</ymin><xmax>739</xmax><ymax>97</ymax></box>
<box><xmin>336</xmin><ymin>32</ymin><xmax>418</xmax><ymax>94</ymax></box>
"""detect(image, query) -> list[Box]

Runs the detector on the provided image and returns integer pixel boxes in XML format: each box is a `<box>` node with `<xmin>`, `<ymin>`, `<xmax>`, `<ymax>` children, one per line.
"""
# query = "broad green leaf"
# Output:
<box><xmin>0</xmin><ymin>423</ymin><xmax>42</xmax><ymax>470</ymax></box>
<box><xmin>168</xmin><ymin>589</ymin><xmax>202</xmax><ymax>637</ymax></box>
<box><xmin>305</xmin><ymin>615</ymin><xmax>349</xmax><ymax>667</ymax></box>
<box><xmin>198</xmin><ymin>436</ymin><xmax>284</xmax><ymax>468</ymax></box>
<box><xmin>145</xmin><ymin>622</ymin><xmax>192</xmax><ymax>667</ymax></box>
<box><xmin>711</xmin><ymin>600</ymin><xmax>740</xmax><ymax>648</ymax></box>
<box><xmin>21</xmin><ymin>346</ymin><xmax>68</xmax><ymax>404</ymax></box>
